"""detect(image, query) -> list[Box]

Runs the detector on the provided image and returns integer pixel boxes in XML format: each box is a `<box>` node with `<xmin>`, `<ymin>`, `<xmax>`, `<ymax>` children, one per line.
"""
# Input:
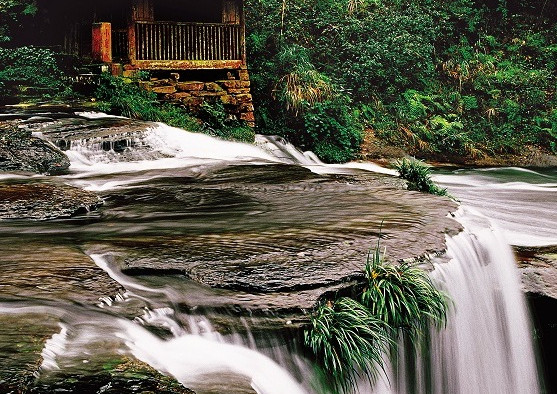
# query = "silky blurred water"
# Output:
<box><xmin>0</xmin><ymin>115</ymin><xmax>553</xmax><ymax>393</ymax></box>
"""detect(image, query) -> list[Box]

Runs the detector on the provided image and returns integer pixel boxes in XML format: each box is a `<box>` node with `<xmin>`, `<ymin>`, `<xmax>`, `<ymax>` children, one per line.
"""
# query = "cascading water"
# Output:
<box><xmin>360</xmin><ymin>213</ymin><xmax>542</xmax><ymax>394</ymax></box>
<box><xmin>0</xmin><ymin>114</ymin><xmax>550</xmax><ymax>394</ymax></box>
<box><xmin>427</xmin><ymin>226</ymin><xmax>540</xmax><ymax>394</ymax></box>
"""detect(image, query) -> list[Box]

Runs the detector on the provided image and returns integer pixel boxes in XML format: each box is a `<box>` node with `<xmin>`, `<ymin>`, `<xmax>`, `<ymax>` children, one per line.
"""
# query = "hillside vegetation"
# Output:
<box><xmin>1</xmin><ymin>0</ymin><xmax>555</xmax><ymax>163</ymax></box>
<box><xmin>246</xmin><ymin>0</ymin><xmax>557</xmax><ymax>163</ymax></box>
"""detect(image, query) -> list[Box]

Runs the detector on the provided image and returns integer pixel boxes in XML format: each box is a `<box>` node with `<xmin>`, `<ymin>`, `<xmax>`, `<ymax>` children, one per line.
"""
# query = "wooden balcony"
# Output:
<box><xmin>128</xmin><ymin>21</ymin><xmax>245</xmax><ymax>70</ymax></box>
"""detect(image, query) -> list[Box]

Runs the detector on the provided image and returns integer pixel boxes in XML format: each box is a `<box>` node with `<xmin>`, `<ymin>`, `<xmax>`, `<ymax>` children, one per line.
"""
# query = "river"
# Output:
<box><xmin>0</xmin><ymin>114</ymin><xmax>555</xmax><ymax>393</ymax></box>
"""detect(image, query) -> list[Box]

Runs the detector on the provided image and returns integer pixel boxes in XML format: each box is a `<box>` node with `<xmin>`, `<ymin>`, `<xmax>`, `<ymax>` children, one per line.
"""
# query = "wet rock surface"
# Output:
<box><xmin>100</xmin><ymin>164</ymin><xmax>460</xmax><ymax>314</ymax></box>
<box><xmin>0</xmin><ymin>182</ymin><xmax>103</xmax><ymax>220</ymax></box>
<box><xmin>516</xmin><ymin>246</ymin><xmax>557</xmax><ymax>300</ymax></box>
<box><xmin>0</xmin><ymin>112</ymin><xmax>461</xmax><ymax>393</ymax></box>
<box><xmin>0</xmin><ymin>122</ymin><xmax>70</xmax><ymax>174</ymax></box>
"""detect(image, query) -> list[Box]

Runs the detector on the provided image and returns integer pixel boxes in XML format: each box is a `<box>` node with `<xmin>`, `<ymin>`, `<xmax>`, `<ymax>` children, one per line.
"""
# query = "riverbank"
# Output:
<box><xmin>361</xmin><ymin>128</ymin><xmax>557</xmax><ymax>168</ymax></box>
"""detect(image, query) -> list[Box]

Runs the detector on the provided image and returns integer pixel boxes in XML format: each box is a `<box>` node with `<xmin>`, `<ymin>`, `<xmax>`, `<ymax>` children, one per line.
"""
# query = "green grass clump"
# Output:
<box><xmin>303</xmin><ymin>239</ymin><xmax>448</xmax><ymax>393</ymax></box>
<box><xmin>393</xmin><ymin>157</ymin><xmax>448</xmax><ymax>196</ymax></box>
<box><xmin>304</xmin><ymin>297</ymin><xmax>392</xmax><ymax>392</ymax></box>
<box><xmin>361</xmin><ymin>244</ymin><xmax>447</xmax><ymax>338</ymax></box>
<box><xmin>95</xmin><ymin>74</ymin><xmax>254</xmax><ymax>142</ymax></box>
<box><xmin>95</xmin><ymin>73</ymin><xmax>202</xmax><ymax>132</ymax></box>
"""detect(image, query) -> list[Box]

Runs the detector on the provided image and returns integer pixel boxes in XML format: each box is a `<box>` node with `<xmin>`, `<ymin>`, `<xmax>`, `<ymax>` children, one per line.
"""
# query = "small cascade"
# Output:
<box><xmin>90</xmin><ymin>252</ymin><xmax>312</xmax><ymax>394</ymax></box>
<box><xmin>369</xmin><ymin>219</ymin><xmax>542</xmax><ymax>394</ymax></box>
<box><xmin>255</xmin><ymin>135</ymin><xmax>323</xmax><ymax>166</ymax></box>
<box><xmin>58</xmin><ymin>123</ymin><xmax>278</xmax><ymax>171</ymax></box>
<box><xmin>0</xmin><ymin>299</ymin><xmax>310</xmax><ymax>394</ymax></box>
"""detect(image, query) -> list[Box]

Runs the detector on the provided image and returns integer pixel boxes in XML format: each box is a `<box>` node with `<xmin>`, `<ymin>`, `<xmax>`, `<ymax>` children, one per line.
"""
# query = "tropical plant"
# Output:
<box><xmin>393</xmin><ymin>157</ymin><xmax>448</xmax><ymax>197</ymax></box>
<box><xmin>274</xmin><ymin>45</ymin><xmax>334</xmax><ymax>114</ymax></box>
<box><xmin>361</xmin><ymin>242</ymin><xmax>448</xmax><ymax>339</ymax></box>
<box><xmin>304</xmin><ymin>297</ymin><xmax>392</xmax><ymax>393</ymax></box>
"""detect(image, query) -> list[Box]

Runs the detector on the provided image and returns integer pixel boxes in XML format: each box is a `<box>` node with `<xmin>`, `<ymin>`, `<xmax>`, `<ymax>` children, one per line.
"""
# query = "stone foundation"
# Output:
<box><xmin>132</xmin><ymin>68</ymin><xmax>255</xmax><ymax>127</ymax></box>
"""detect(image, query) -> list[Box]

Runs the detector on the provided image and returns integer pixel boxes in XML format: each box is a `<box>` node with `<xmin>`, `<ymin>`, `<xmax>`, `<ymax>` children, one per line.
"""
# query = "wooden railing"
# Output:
<box><xmin>134</xmin><ymin>21</ymin><xmax>243</xmax><ymax>61</ymax></box>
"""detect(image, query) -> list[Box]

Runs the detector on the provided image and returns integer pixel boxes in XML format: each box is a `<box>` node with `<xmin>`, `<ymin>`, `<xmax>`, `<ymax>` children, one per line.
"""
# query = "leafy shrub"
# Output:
<box><xmin>0</xmin><ymin>46</ymin><xmax>67</xmax><ymax>101</ymax></box>
<box><xmin>393</xmin><ymin>157</ymin><xmax>448</xmax><ymax>196</ymax></box>
<box><xmin>302</xmin><ymin>95</ymin><xmax>363</xmax><ymax>163</ymax></box>
<box><xmin>198</xmin><ymin>101</ymin><xmax>255</xmax><ymax>143</ymax></box>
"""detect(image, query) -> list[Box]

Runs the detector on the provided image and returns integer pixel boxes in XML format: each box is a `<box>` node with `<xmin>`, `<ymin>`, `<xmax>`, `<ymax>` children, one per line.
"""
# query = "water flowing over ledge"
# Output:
<box><xmin>0</xmin><ymin>113</ymin><xmax>552</xmax><ymax>393</ymax></box>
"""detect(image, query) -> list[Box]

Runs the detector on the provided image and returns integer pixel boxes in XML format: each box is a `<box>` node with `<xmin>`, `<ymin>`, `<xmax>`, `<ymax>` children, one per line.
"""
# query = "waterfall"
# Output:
<box><xmin>5</xmin><ymin>114</ymin><xmax>545</xmax><ymax>393</ymax></box>
<box><xmin>367</xmin><ymin>221</ymin><xmax>542</xmax><ymax>394</ymax></box>
<box><xmin>429</xmin><ymin>227</ymin><xmax>541</xmax><ymax>394</ymax></box>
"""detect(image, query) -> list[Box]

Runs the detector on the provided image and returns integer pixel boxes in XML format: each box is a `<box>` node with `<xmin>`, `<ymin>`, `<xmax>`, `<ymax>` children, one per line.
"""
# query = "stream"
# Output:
<box><xmin>0</xmin><ymin>114</ymin><xmax>555</xmax><ymax>393</ymax></box>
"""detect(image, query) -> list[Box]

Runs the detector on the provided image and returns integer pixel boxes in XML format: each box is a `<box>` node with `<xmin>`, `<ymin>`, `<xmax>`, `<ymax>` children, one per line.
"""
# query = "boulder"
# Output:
<box><xmin>0</xmin><ymin>123</ymin><xmax>70</xmax><ymax>174</ymax></box>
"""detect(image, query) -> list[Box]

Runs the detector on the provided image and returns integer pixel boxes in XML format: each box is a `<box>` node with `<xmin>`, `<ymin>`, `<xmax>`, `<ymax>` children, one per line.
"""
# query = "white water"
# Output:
<box><xmin>363</xmin><ymin>213</ymin><xmax>542</xmax><ymax>394</ymax></box>
<box><xmin>434</xmin><ymin>168</ymin><xmax>557</xmax><ymax>247</ymax></box>
<box><xmin>60</xmin><ymin>122</ymin><xmax>395</xmax><ymax>191</ymax></box>
<box><xmin>90</xmin><ymin>252</ymin><xmax>310</xmax><ymax>394</ymax></box>
<box><xmin>8</xmin><ymin>117</ymin><xmax>545</xmax><ymax>393</ymax></box>
<box><xmin>429</xmin><ymin>223</ymin><xmax>540</xmax><ymax>394</ymax></box>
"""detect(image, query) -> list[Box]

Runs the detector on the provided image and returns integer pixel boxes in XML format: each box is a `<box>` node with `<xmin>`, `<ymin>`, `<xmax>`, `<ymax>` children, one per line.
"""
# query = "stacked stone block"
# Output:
<box><xmin>137</xmin><ymin>68</ymin><xmax>255</xmax><ymax>127</ymax></box>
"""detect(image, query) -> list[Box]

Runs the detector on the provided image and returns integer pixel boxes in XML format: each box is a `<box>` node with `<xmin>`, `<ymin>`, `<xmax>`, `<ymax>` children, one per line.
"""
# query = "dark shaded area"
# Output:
<box><xmin>528</xmin><ymin>293</ymin><xmax>557</xmax><ymax>394</ymax></box>
<box><xmin>0</xmin><ymin>370</ymin><xmax>195</xmax><ymax>394</ymax></box>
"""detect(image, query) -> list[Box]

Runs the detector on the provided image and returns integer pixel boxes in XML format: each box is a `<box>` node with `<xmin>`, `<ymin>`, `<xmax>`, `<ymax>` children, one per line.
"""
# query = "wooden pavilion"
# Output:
<box><xmin>34</xmin><ymin>0</ymin><xmax>248</xmax><ymax>71</ymax></box>
<box><xmin>28</xmin><ymin>0</ymin><xmax>254</xmax><ymax>124</ymax></box>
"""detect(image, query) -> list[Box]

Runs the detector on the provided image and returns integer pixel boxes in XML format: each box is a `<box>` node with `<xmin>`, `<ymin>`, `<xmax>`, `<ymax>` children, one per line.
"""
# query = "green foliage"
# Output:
<box><xmin>95</xmin><ymin>74</ymin><xmax>162</xmax><ymax>119</ymax></box>
<box><xmin>393</xmin><ymin>157</ymin><xmax>448</xmax><ymax>197</ymax></box>
<box><xmin>274</xmin><ymin>44</ymin><xmax>334</xmax><ymax>114</ymax></box>
<box><xmin>304</xmin><ymin>298</ymin><xmax>392</xmax><ymax>393</ymax></box>
<box><xmin>0</xmin><ymin>0</ymin><xmax>37</xmax><ymax>42</ymax></box>
<box><xmin>0</xmin><ymin>46</ymin><xmax>67</xmax><ymax>100</ymax></box>
<box><xmin>302</xmin><ymin>95</ymin><xmax>363</xmax><ymax>163</ymax></box>
<box><xmin>95</xmin><ymin>74</ymin><xmax>202</xmax><ymax>131</ymax></box>
<box><xmin>247</xmin><ymin>0</ymin><xmax>557</xmax><ymax>161</ymax></box>
<box><xmin>198</xmin><ymin>101</ymin><xmax>255</xmax><ymax>143</ymax></box>
<box><xmin>95</xmin><ymin>75</ymin><xmax>254</xmax><ymax>142</ymax></box>
<box><xmin>304</xmin><ymin>239</ymin><xmax>448</xmax><ymax>393</ymax></box>
<box><xmin>361</xmin><ymin>244</ymin><xmax>447</xmax><ymax>337</ymax></box>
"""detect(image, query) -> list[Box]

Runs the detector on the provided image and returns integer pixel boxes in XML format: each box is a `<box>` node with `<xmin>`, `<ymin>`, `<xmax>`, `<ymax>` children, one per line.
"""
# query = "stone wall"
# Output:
<box><xmin>134</xmin><ymin>68</ymin><xmax>255</xmax><ymax>127</ymax></box>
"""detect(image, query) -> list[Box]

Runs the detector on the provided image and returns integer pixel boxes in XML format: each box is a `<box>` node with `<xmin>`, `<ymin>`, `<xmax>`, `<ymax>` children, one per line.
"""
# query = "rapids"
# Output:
<box><xmin>0</xmin><ymin>113</ymin><xmax>554</xmax><ymax>393</ymax></box>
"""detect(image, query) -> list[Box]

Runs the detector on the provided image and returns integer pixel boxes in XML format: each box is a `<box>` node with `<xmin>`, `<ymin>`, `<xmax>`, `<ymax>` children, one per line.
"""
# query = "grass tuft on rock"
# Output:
<box><xmin>304</xmin><ymin>297</ymin><xmax>392</xmax><ymax>393</ymax></box>
<box><xmin>393</xmin><ymin>157</ymin><xmax>448</xmax><ymax>196</ymax></box>
<box><xmin>303</xmin><ymin>239</ymin><xmax>449</xmax><ymax>393</ymax></box>
<box><xmin>361</xmin><ymin>243</ymin><xmax>448</xmax><ymax>339</ymax></box>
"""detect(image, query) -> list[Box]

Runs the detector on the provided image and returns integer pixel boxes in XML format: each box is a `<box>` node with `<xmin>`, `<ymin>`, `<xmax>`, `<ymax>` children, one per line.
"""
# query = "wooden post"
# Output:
<box><xmin>240</xmin><ymin>0</ymin><xmax>246</xmax><ymax>65</ymax></box>
<box><xmin>128</xmin><ymin>0</ymin><xmax>153</xmax><ymax>65</ymax></box>
<box><xmin>92</xmin><ymin>22</ymin><xmax>112</xmax><ymax>63</ymax></box>
<box><xmin>128</xmin><ymin>20</ymin><xmax>136</xmax><ymax>64</ymax></box>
